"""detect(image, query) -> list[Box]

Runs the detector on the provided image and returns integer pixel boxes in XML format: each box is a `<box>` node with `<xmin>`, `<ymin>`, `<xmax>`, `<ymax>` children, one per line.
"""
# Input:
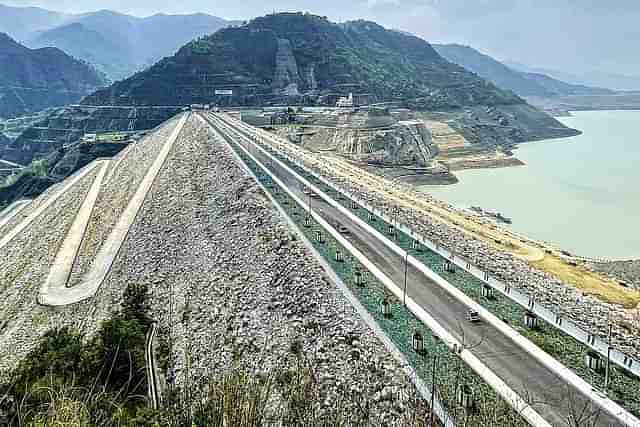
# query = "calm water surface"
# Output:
<box><xmin>424</xmin><ymin>110</ymin><xmax>640</xmax><ymax>260</ymax></box>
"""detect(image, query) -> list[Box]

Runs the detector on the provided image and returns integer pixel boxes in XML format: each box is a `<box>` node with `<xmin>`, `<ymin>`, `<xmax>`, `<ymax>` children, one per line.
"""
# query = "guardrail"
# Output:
<box><xmin>146</xmin><ymin>322</ymin><xmax>160</xmax><ymax>409</ymax></box>
<box><xmin>219</xmin><ymin>113</ymin><xmax>640</xmax><ymax>427</ymax></box>
<box><xmin>207</xmin><ymin>113</ymin><xmax>553</xmax><ymax>427</ymax></box>
<box><xmin>233</xmin><ymin>116</ymin><xmax>640</xmax><ymax>380</ymax></box>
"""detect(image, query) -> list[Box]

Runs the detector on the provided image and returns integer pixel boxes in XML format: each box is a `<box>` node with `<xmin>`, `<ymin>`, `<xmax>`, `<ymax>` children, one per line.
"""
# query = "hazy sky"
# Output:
<box><xmin>4</xmin><ymin>0</ymin><xmax>640</xmax><ymax>76</ymax></box>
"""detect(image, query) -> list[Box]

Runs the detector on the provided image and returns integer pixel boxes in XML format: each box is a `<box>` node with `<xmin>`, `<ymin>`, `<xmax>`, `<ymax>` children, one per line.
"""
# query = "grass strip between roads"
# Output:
<box><xmin>230</xmin><ymin>138</ymin><xmax>531</xmax><ymax>427</ymax></box>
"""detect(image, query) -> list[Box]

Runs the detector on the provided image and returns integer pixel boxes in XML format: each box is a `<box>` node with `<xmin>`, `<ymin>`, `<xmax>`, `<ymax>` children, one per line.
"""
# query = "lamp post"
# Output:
<box><xmin>605</xmin><ymin>320</ymin><xmax>613</xmax><ymax>393</ymax></box>
<box><xmin>381</xmin><ymin>296</ymin><xmax>392</xmax><ymax>318</ymax></box>
<box><xmin>392</xmin><ymin>205</ymin><xmax>399</xmax><ymax>240</ymax></box>
<box><xmin>403</xmin><ymin>252</ymin><xmax>409</xmax><ymax>308</ymax></box>
<box><xmin>429</xmin><ymin>354</ymin><xmax>439</xmax><ymax>427</ymax></box>
<box><xmin>412</xmin><ymin>330</ymin><xmax>425</xmax><ymax>355</ymax></box>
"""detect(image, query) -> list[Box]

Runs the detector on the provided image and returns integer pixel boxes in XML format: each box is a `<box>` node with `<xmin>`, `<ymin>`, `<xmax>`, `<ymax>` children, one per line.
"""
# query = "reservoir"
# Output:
<box><xmin>424</xmin><ymin>110</ymin><xmax>640</xmax><ymax>260</ymax></box>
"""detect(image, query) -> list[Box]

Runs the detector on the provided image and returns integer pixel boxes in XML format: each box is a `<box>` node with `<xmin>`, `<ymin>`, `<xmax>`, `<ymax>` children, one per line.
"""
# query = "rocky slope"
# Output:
<box><xmin>0</xmin><ymin>113</ymin><xmax>426</xmax><ymax>421</ymax></box>
<box><xmin>83</xmin><ymin>12</ymin><xmax>522</xmax><ymax>108</ymax></box>
<box><xmin>0</xmin><ymin>33</ymin><xmax>106</xmax><ymax>119</ymax></box>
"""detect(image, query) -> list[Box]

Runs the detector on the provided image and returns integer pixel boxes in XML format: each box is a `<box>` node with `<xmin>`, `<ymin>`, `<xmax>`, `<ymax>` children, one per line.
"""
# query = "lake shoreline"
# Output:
<box><xmin>422</xmin><ymin>110</ymin><xmax>640</xmax><ymax>263</ymax></box>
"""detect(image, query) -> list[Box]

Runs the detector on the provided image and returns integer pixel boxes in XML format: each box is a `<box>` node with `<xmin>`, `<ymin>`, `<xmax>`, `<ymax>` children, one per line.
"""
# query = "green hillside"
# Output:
<box><xmin>0</xmin><ymin>33</ymin><xmax>106</xmax><ymax>118</ymax></box>
<box><xmin>83</xmin><ymin>13</ymin><xmax>522</xmax><ymax>109</ymax></box>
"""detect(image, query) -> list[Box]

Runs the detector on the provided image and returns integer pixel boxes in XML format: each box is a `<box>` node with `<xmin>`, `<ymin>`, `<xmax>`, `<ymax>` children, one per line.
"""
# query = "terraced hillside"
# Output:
<box><xmin>0</xmin><ymin>105</ymin><xmax>181</xmax><ymax>164</ymax></box>
<box><xmin>0</xmin><ymin>113</ymin><xmax>427</xmax><ymax>422</ymax></box>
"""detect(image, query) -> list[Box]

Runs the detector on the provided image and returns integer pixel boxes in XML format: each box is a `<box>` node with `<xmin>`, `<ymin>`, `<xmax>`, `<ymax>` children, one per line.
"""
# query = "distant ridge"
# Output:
<box><xmin>433</xmin><ymin>44</ymin><xmax>614</xmax><ymax>97</ymax></box>
<box><xmin>0</xmin><ymin>3</ymin><xmax>237</xmax><ymax>81</ymax></box>
<box><xmin>0</xmin><ymin>33</ymin><xmax>106</xmax><ymax>118</ymax></box>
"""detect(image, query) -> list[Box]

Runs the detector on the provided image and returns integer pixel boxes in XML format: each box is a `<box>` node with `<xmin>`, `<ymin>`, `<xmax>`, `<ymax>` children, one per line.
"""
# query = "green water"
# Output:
<box><xmin>424</xmin><ymin>110</ymin><xmax>640</xmax><ymax>260</ymax></box>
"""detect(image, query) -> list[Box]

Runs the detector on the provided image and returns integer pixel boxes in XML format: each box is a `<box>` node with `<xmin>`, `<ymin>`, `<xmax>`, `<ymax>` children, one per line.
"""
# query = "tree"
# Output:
<box><xmin>122</xmin><ymin>282</ymin><xmax>151</xmax><ymax>326</ymax></box>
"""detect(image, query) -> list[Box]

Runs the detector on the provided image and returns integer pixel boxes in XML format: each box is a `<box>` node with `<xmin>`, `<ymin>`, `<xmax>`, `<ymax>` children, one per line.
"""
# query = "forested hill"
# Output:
<box><xmin>83</xmin><ymin>13</ymin><xmax>523</xmax><ymax>109</ymax></box>
<box><xmin>0</xmin><ymin>33</ymin><xmax>106</xmax><ymax>118</ymax></box>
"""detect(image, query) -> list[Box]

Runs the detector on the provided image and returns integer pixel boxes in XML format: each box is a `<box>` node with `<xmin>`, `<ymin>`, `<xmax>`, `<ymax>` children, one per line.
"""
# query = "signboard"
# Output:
<box><xmin>215</xmin><ymin>89</ymin><xmax>234</xmax><ymax>96</ymax></box>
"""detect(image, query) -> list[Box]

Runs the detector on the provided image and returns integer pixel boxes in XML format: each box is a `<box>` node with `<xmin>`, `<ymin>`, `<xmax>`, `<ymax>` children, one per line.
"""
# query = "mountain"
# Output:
<box><xmin>0</xmin><ymin>131</ymin><xmax>9</xmax><ymax>148</ymax></box>
<box><xmin>28</xmin><ymin>23</ymin><xmax>128</xmax><ymax>83</ymax></box>
<box><xmin>0</xmin><ymin>33</ymin><xmax>107</xmax><ymax>119</ymax></box>
<box><xmin>0</xmin><ymin>3</ymin><xmax>68</xmax><ymax>41</ymax></box>
<box><xmin>3</xmin><ymin>5</ymin><xmax>237</xmax><ymax>82</ymax></box>
<box><xmin>84</xmin><ymin>13</ymin><xmax>522</xmax><ymax>108</ymax></box>
<box><xmin>432</xmin><ymin>44</ymin><xmax>553</xmax><ymax>97</ymax></box>
<box><xmin>505</xmin><ymin>61</ymin><xmax>640</xmax><ymax>92</ymax></box>
<box><xmin>434</xmin><ymin>44</ymin><xmax>614</xmax><ymax>97</ymax></box>
<box><xmin>519</xmin><ymin>72</ymin><xmax>614</xmax><ymax>96</ymax></box>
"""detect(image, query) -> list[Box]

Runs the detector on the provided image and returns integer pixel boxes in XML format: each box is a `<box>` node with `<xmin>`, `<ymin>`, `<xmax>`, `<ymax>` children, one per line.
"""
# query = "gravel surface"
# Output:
<box><xmin>592</xmin><ymin>260</ymin><xmax>640</xmax><ymax>291</ymax></box>
<box><xmin>251</xmin><ymin>124</ymin><xmax>640</xmax><ymax>361</ymax></box>
<box><xmin>0</xmin><ymin>176</ymin><xmax>79</xmax><ymax>238</ymax></box>
<box><xmin>0</xmin><ymin>166</ymin><xmax>97</xmax><ymax>372</ymax></box>
<box><xmin>67</xmin><ymin>116</ymin><xmax>181</xmax><ymax>286</ymax></box>
<box><xmin>81</xmin><ymin>114</ymin><xmax>428</xmax><ymax>421</ymax></box>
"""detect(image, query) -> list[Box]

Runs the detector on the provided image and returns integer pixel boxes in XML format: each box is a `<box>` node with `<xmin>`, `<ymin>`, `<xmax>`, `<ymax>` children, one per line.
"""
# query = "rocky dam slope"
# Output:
<box><xmin>0</xmin><ymin>113</ymin><xmax>425</xmax><ymax>421</ymax></box>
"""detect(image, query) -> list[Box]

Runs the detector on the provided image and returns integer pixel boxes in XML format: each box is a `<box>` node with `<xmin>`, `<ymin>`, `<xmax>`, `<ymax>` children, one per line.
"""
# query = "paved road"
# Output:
<box><xmin>206</xmin><ymin>113</ymin><xmax>623</xmax><ymax>427</ymax></box>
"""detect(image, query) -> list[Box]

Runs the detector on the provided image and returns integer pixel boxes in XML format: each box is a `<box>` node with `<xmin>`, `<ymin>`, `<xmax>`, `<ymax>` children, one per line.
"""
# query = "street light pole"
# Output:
<box><xmin>605</xmin><ymin>321</ymin><xmax>612</xmax><ymax>393</ymax></box>
<box><xmin>403</xmin><ymin>251</ymin><xmax>409</xmax><ymax>308</ymax></box>
<box><xmin>429</xmin><ymin>355</ymin><xmax>438</xmax><ymax>427</ymax></box>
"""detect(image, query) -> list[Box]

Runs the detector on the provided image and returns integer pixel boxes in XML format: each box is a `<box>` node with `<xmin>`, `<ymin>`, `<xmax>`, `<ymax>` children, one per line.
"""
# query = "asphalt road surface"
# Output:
<box><xmin>205</xmin><ymin>113</ymin><xmax>623</xmax><ymax>427</ymax></box>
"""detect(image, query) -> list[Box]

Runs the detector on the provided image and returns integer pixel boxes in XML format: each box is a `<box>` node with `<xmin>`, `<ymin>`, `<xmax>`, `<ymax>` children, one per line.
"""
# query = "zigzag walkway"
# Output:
<box><xmin>38</xmin><ymin>112</ymin><xmax>188</xmax><ymax>306</ymax></box>
<box><xmin>0</xmin><ymin>163</ymin><xmax>102</xmax><ymax>251</ymax></box>
<box><xmin>0</xmin><ymin>199</ymin><xmax>31</xmax><ymax>232</ymax></box>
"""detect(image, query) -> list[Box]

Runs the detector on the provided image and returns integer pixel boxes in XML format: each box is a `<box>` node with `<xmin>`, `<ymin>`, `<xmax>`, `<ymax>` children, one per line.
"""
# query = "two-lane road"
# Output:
<box><xmin>206</xmin><ymin>112</ymin><xmax>623</xmax><ymax>427</ymax></box>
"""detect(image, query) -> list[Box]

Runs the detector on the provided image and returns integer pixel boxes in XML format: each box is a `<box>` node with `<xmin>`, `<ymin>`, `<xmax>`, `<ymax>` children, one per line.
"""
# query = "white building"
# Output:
<box><xmin>336</xmin><ymin>93</ymin><xmax>354</xmax><ymax>108</ymax></box>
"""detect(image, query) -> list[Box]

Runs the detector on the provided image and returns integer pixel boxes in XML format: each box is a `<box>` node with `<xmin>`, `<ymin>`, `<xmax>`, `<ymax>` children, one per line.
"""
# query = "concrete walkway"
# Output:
<box><xmin>39</xmin><ymin>160</ymin><xmax>110</xmax><ymax>301</ymax></box>
<box><xmin>0</xmin><ymin>199</ymin><xmax>31</xmax><ymax>233</ymax></box>
<box><xmin>38</xmin><ymin>113</ymin><xmax>189</xmax><ymax>306</ymax></box>
<box><xmin>0</xmin><ymin>162</ymin><xmax>101</xmax><ymax>251</ymax></box>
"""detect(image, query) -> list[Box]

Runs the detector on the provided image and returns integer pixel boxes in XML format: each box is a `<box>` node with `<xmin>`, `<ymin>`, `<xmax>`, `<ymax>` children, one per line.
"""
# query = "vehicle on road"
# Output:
<box><xmin>336</xmin><ymin>222</ymin><xmax>349</xmax><ymax>234</ymax></box>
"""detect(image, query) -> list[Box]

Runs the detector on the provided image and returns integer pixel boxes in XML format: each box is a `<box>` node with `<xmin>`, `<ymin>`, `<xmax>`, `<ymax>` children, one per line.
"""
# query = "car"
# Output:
<box><xmin>467</xmin><ymin>309</ymin><xmax>480</xmax><ymax>323</ymax></box>
<box><xmin>336</xmin><ymin>223</ymin><xmax>349</xmax><ymax>234</ymax></box>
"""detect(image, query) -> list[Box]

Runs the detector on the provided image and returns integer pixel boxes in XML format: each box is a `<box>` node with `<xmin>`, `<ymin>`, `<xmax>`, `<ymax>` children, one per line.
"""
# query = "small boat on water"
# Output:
<box><xmin>469</xmin><ymin>206</ymin><xmax>512</xmax><ymax>224</ymax></box>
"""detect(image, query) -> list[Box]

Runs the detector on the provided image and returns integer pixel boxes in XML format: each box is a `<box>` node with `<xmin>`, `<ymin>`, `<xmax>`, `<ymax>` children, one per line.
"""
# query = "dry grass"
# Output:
<box><xmin>532</xmin><ymin>257</ymin><xmax>640</xmax><ymax>308</ymax></box>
